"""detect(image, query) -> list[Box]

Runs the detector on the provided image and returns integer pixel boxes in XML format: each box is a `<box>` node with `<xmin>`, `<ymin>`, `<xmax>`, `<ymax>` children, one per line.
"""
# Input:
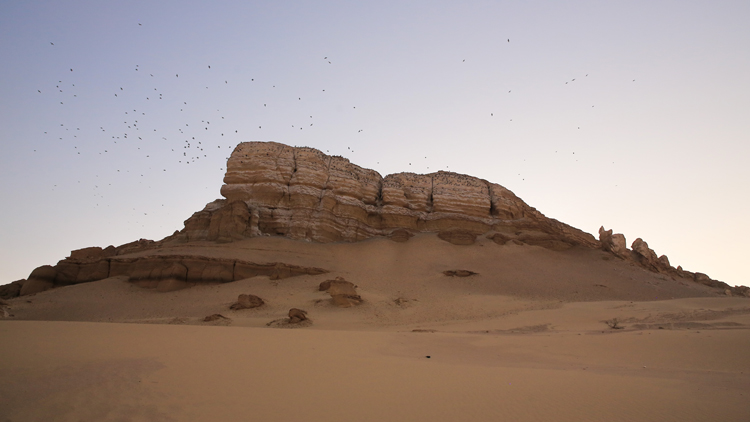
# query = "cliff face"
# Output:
<box><xmin>6</xmin><ymin>141</ymin><xmax>747</xmax><ymax>299</ymax></box>
<box><xmin>180</xmin><ymin>141</ymin><xmax>597</xmax><ymax>248</ymax></box>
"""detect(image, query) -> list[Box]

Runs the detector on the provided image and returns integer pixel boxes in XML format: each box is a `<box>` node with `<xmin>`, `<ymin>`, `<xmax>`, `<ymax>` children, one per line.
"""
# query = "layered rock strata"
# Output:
<box><xmin>598</xmin><ymin>226</ymin><xmax>750</xmax><ymax>297</ymax></box>
<box><xmin>178</xmin><ymin>141</ymin><xmax>598</xmax><ymax>249</ymax></box>
<box><xmin>16</xmin><ymin>251</ymin><xmax>327</xmax><ymax>296</ymax></box>
<box><xmin>7</xmin><ymin>141</ymin><xmax>745</xmax><ymax>299</ymax></box>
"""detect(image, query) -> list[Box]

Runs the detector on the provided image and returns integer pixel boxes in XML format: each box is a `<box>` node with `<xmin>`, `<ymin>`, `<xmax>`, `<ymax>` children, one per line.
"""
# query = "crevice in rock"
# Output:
<box><xmin>318</xmin><ymin>156</ymin><xmax>333</xmax><ymax>207</ymax></box>
<box><xmin>284</xmin><ymin>149</ymin><xmax>296</xmax><ymax>234</ymax></box>
<box><xmin>376</xmin><ymin>179</ymin><xmax>383</xmax><ymax>206</ymax></box>
<box><xmin>487</xmin><ymin>183</ymin><xmax>497</xmax><ymax>216</ymax></box>
<box><xmin>291</xmin><ymin>148</ymin><xmax>298</xmax><ymax>175</ymax></box>
<box><xmin>427</xmin><ymin>175</ymin><xmax>434</xmax><ymax>213</ymax></box>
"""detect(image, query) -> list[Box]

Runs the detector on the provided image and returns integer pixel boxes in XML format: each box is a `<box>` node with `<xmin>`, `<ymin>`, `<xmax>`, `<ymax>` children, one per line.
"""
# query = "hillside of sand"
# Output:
<box><xmin>2</xmin><ymin>233</ymin><xmax>734</xmax><ymax>327</ymax></box>
<box><xmin>3</xmin><ymin>234</ymin><xmax>750</xmax><ymax>421</ymax></box>
<box><xmin>2</xmin><ymin>141</ymin><xmax>749</xmax><ymax>421</ymax></box>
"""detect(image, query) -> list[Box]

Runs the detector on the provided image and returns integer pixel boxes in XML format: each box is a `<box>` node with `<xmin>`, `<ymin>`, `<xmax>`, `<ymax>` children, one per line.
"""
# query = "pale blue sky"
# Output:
<box><xmin>1</xmin><ymin>1</ymin><xmax>749</xmax><ymax>286</ymax></box>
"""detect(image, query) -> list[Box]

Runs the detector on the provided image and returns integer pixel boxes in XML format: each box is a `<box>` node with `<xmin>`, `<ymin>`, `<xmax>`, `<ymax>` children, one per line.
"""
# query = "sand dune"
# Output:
<box><xmin>2</xmin><ymin>234</ymin><xmax>749</xmax><ymax>421</ymax></box>
<box><xmin>2</xmin><ymin>316</ymin><xmax>749</xmax><ymax>422</ymax></box>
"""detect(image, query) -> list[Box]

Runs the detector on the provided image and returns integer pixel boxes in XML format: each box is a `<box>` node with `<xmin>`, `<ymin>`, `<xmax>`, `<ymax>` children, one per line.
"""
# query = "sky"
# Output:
<box><xmin>1</xmin><ymin>0</ymin><xmax>749</xmax><ymax>287</ymax></box>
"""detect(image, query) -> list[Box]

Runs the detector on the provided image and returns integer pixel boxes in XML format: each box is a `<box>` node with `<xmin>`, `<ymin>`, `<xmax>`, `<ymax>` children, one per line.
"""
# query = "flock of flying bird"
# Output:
<box><xmin>37</xmin><ymin>36</ymin><xmax>385</xmax><ymax>222</ymax></box>
<box><xmin>34</xmin><ymin>23</ymin><xmax>631</xmax><ymax>221</ymax></box>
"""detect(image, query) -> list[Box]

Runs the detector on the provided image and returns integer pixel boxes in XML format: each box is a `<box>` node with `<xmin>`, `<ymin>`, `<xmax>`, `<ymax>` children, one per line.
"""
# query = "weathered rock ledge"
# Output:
<box><xmin>598</xmin><ymin>226</ymin><xmax>749</xmax><ymax>297</ymax></box>
<box><xmin>13</xmin><ymin>248</ymin><xmax>327</xmax><ymax>296</ymax></box>
<box><xmin>4</xmin><ymin>141</ymin><xmax>744</xmax><ymax>299</ymax></box>
<box><xmin>173</xmin><ymin>141</ymin><xmax>598</xmax><ymax>249</ymax></box>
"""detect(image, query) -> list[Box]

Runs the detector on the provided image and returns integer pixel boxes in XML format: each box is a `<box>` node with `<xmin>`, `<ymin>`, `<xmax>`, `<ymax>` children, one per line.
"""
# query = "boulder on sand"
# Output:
<box><xmin>230</xmin><ymin>294</ymin><xmax>265</xmax><ymax>310</ymax></box>
<box><xmin>203</xmin><ymin>314</ymin><xmax>230</xmax><ymax>322</ymax></box>
<box><xmin>319</xmin><ymin>277</ymin><xmax>362</xmax><ymax>307</ymax></box>
<box><xmin>288</xmin><ymin>308</ymin><xmax>308</xmax><ymax>323</ymax></box>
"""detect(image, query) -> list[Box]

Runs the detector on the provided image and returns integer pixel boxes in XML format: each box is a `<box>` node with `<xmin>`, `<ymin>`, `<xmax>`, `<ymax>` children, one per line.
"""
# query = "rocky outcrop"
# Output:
<box><xmin>595</xmin><ymin>227</ymin><xmax>749</xmax><ymax>297</ymax></box>
<box><xmin>11</xmin><ymin>141</ymin><xmax>743</xmax><ymax>299</ymax></box>
<box><xmin>182</xmin><ymin>200</ymin><xmax>259</xmax><ymax>242</ymax></box>
<box><xmin>0</xmin><ymin>279</ymin><xmax>24</xmax><ymax>299</ymax></box>
<box><xmin>288</xmin><ymin>308</ymin><xmax>309</xmax><ymax>323</ymax></box>
<box><xmin>388</xmin><ymin>229</ymin><xmax>414</xmax><ymax>243</ymax></box>
<box><xmin>19</xmin><ymin>255</ymin><xmax>328</xmax><ymax>295</ymax></box>
<box><xmin>319</xmin><ymin>277</ymin><xmax>362</xmax><ymax>307</ymax></box>
<box><xmin>19</xmin><ymin>266</ymin><xmax>57</xmax><ymax>296</ymax></box>
<box><xmin>598</xmin><ymin>226</ymin><xmax>628</xmax><ymax>257</ymax></box>
<box><xmin>176</xmin><ymin>141</ymin><xmax>598</xmax><ymax>249</ymax></box>
<box><xmin>230</xmin><ymin>294</ymin><xmax>265</xmax><ymax>310</ymax></box>
<box><xmin>203</xmin><ymin>314</ymin><xmax>230</xmax><ymax>322</ymax></box>
<box><xmin>631</xmin><ymin>238</ymin><xmax>666</xmax><ymax>273</ymax></box>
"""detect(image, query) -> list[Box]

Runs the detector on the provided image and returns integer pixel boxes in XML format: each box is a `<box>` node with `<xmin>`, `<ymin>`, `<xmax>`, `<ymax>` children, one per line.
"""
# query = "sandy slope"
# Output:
<box><xmin>2</xmin><ymin>316</ymin><xmax>749</xmax><ymax>422</ymax></box>
<box><xmin>2</xmin><ymin>234</ymin><xmax>749</xmax><ymax>421</ymax></box>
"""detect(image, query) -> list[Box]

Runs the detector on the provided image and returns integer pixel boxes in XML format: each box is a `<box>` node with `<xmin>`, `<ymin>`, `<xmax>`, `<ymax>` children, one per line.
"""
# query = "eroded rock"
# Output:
<box><xmin>319</xmin><ymin>277</ymin><xmax>362</xmax><ymax>307</ymax></box>
<box><xmin>0</xmin><ymin>279</ymin><xmax>24</xmax><ymax>299</ymax></box>
<box><xmin>19</xmin><ymin>266</ymin><xmax>57</xmax><ymax>296</ymax></box>
<box><xmin>18</xmin><ymin>255</ymin><xmax>327</xmax><ymax>296</ymax></box>
<box><xmin>598</xmin><ymin>226</ymin><xmax>628</xmax><ymax>257</ymax></box>
<box><xmin>631</xmin><ymin>238</ymin><xmax>663</xmax><ymax>272</ymax></box>
<box><xmin>388</xmin><ymin>229</ymin><xmax>414</xmax><ymax>243</ymax></box>
<box><xmin>203</xmin><ymin>314</ymin><xmax>230</xmax><ymax>322</ymax></box>
<box><xmin>288</xmin><ymin>308</ymin><xmax>308</xmax><ymax>323</ymax></box>
<box><xmin>230</xmin><ymin>294</ymin><xmax>265</xmax><ymax>310</ymax></box>
<box><xmin>175</xmin><ymin>142</ymin><xmax>599</xmax><ymax>248</ymax></box>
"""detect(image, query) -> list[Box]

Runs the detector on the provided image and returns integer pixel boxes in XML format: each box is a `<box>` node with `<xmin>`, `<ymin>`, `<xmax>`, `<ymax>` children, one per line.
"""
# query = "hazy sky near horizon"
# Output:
<box><xmin>1</xmin><ymin>1</ymin><xmax>749</xmax><ymax>287</ymax></box>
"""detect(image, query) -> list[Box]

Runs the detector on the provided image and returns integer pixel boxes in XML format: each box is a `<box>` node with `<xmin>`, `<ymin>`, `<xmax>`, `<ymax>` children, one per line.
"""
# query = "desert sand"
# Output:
<box><xmin>2</xmin><ymin>234</ymin><xmax>749</xmax><ymax>421</ymax></box>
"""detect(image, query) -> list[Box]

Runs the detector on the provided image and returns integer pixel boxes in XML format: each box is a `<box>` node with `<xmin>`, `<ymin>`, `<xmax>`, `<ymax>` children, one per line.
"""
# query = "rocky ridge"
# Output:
<box><xmin>13</xmin><ymin>246</ymin><xmax>327</xmax><ymax>297</ymax></box>
<box><xmin>3</xmin><ymin>141</ymin><xmax>746</xmax><ymax>299</ymax></box>
<box><xmin>177</xmin><ymin>141</ymin><xmax>597</xmax><ymax>248</ymax></box>
<box><xmin>598</xmin><ymin>226</ymin><xmax>748</xmax><ymax>296</ymax></box>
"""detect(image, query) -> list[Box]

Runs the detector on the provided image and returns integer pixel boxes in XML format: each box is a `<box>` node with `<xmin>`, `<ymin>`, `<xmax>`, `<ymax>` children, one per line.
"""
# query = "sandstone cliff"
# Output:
<box><xmin>177</xmin><ymin>141</ymin><xmax>598</xmax><ymax>248</ymax></box>
<box><xmin>6</xmin><ymin>141</ymin><xmax>746</xmax><ymax>299</ymax></box>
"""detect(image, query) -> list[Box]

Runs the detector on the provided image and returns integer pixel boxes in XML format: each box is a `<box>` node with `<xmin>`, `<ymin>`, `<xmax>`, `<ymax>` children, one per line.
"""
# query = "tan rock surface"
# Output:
<box><xmin>179</xmin><ymin>141</ymin><xmax>598</xmax><ymax>248</ymax></box>
<box><xmin>230</xmin><ymin>294</ymin><xmax>265</xmax><ymax>310</ymax></box>
<box><xmin>18</xmin><ymin>254</ymin><xmax>327</xmax><ymax>295</ymax></box>
<box><xmin>0</xmin><ymin>279</ymin><xmax>24</xmax><ymax>299</ymax></box>
<box><xmin>9</xmin><ymin>141</ymin><xmax>740</xmax><ymax>301</ymax></box>
<box><xmin>288</xmin><ymin>308</ymin><xmax>309</xmax><ymax>323</ymax></box>
<box><xmin>598</xmin><ymin>226</ymin><xmax>628</xmax><ymax>257</ymax></box>
<box><xmin>319</xmin><ymin>277</ymin><xmax>362</xmax><ymax>307</ymax></box>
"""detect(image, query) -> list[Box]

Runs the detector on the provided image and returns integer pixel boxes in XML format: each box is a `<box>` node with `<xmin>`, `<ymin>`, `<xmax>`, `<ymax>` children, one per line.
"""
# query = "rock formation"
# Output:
<box><xmin>288</xmin><ymin>308</ymin><xmax>309</xmax><ymax>323</ymax></box>
<box><xmin>319</xmin><ymin>277</ymin><xmax>362</xmax><ymax>307</ymax></box>
<box><xmin>203</xmin><ymin>314</ymin><xmax>230</xmax><ymax>322</ymax></box>
<box><xmin>175</xmin><ymin>141</ymin><xmax>598</xmax><ymax>248</ymax></box>
<box><xmin>596</xmin><ymin>226</ymin><xmax>749</xmax><ymax>297</ymax></box>
<box><xmin>598</xmin><ymin>226</ymin><xmax>628</xmax><ymax>257</ymax></box>
<box><xmin>0</xmin><ymin>280</ymin><xmax>23</xmax><ymax>300</ymax></box>
<box><xmin>230</xmin><ymin>294</ymin><xmax>265</xmax><ymax>310</ymax></box>
<box><xmin>13</xmin><ymin>252</ymin><xmax>327</xmax><ymax>296</ymax></box>
<box><xmin>7</xmin><ymin>141</ymin><xmax>746</xmax><ymax>299</ymax></box>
